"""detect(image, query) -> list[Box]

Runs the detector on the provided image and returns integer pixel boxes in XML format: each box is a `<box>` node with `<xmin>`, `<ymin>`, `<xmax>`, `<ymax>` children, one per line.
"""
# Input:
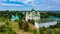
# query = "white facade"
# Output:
<box><xmin>35</xmin><ymin>21</ymin><xmax>57</xmax><ymax>29</ymax></box>
<box><xmin>25</xmin><ymin>11</ymin><xmax>40</xmax><ymax>21</ymax></box>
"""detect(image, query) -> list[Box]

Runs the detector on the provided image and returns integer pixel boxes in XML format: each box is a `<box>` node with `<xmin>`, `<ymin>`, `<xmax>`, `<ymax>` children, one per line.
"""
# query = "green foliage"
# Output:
<box><xmin>28</xmin><ymin>19</ymin><xmax>35</xmax><ymax>25</ymax></box>
<box><xmin>46</xmin><ymin>29</ymin><xmax>53</xmax><ymax>34</ymax></box>
<box><xmin>31</xmin><ymin>9</ymin><xmax>35</xmax><ymax>12</ymax></box>
<box><xmin>18</xmin><ymin>21</ymin><xmax>23</xmax><ymax>29</ymax></box>
<box><xmin>55</xmin><ymin>31</ymin><xmax>60</xmax><ymax>34</ymax></box>
<box><xmin>49</xmin><ymin>25</ymin><xmax>57</xmax><ymax>28</ymax></box>
<box><xmin>16</xmin><ymin>12</ymin><xmax>24</xmax><ymax>18</ymax></box>
<box><xmin>40</xmin><ymin>31</ymin><xmax>45</xmax><ymax>34</ymax></box>
<box><xmin>6</xmin><ymin>22</ymin><xmax>9</xmax><ymax>26</ymax></box>
<box><xmin>39</xmin><ymin>26</ymin><xmax>46</xmax><ymax>34</ymax></box>
<box><xmin>0</xmin><ymin>24</ymin><xmax>6</xmax><ymax>32</ymax></box>
<box><xmin>22</xmin><ymin>23</ymin><xmax>29</xmax><ymax>32</ymax></box>
<box><xmin>7</xmin><ymin>27</ymin><xmax>17</xmax><ymax>34</ymax></box>
<box><xmin>39</xmin><ymin>26</ymin><xmax>46</xmax><ymax>31</ymax></box>
<box><xmin>41</xmin><ymin>13</ymin><xmax>49</xmax><ymax>18</ymax></box>
<box><xmin>32</xmin><ymin>29</ymin><xmax>37</xmax><ymax>34</ymax></box>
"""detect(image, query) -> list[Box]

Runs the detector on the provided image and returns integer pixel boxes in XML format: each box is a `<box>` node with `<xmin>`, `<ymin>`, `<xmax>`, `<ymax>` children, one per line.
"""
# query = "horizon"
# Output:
<box><xmin>0</xmin><ymin>0</ymin><xmax>60</xmax><ymax>11</ymax></box>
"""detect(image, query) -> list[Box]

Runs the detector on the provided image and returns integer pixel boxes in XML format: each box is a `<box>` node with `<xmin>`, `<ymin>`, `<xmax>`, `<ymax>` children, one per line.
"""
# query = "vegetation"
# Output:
<box><xmin>28</xmin><ymin>19</ymin><xmax>35</xmax><ymax>25</ymax></box>
<box><xmin>22</xmin><ymin>22</ymin><xmax>29</xmax><ymax>32</ymax></box>
<box><xmin>0</xmin><ymin>10</ymin><xmax>60</xmax><ymax>34</ymax></box>
<box><xmin>0</xmin><ymin>21</ymin><xmax>17</xmax><ymax>34</ymax></box>
<box><xmin>41</xmin><ymin>12</ymin><xmax>49</xmax><ymax>18</ymax></box>
<box><xmin>18</xmin><ymin>21</ymin><xmax>23</xmax><ymax>29</ymax></box>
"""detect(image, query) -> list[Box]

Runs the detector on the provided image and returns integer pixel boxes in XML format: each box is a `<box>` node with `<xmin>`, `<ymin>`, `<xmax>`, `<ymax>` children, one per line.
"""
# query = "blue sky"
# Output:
<box><xmin>0</xmin><ymin>0</ymin><xmax>60</xmax><ymax>11</ymax></box>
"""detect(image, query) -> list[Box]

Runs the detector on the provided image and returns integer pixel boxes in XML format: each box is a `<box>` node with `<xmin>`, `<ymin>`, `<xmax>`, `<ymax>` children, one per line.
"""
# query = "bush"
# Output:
<box><xmin>18</xmin><ymin>21</ymin><xmax>23</xmax><ymax>29</ymax></box>
<box><xmin>40</xmin><ymin>31</ymin><xmax>45</xmax><ymax>34</ymax></box>
<box><xmin>55</xmin><ymin>31</ymin><xmax>60</xmax><ymax>34</ymax></box>
<box><xmin>32</xmin><ymin>29</ymin><xmax>37</xmax><ymax>34</ymax></box>
<box><xmin>28</xmin><ymin>19</ymin><xmax>35</xmax><ymax>25</ymax></box>
<box><xmin>6</xmin><ymin>22</ymin><xmax>9</xmax><ymax>26</ymax></box>
<box><xmin>0</xmin><ymin>25</ymin><xmax>6</xmax><ymax>32</ymax></box>
<box><xmin>39</xmin><ymin>26</ymin><xmax>46</xmax><ymax>31</ymax></box>
<box><xmin>47</xmin><ymin>29</ymin><xmax>53</xmax><ymax>34</ymax></box>
<box><xmin>49</xmin><ymin>25</ymin><xmax>57</xmax><ymax>28</ymax></box>
<box><xmin>39</xmin><ymin>26</ymin><xmax>46</xmax><ymax>34</ymax></box>
<box><xmin>22</xmin><ymin>23</ymin><xmax>29</xmax><ymax>32</ymax></box>
<box><xmin>8</xmin><ymin>28</ymin><xmax>17</xmax><ymax>34</ymax></box>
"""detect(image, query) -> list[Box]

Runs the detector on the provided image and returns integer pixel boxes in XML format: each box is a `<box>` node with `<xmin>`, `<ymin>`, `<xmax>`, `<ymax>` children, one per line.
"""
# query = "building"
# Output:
<box><xmin>11</xmin><ymin>15</ymin><xmax>19</xmax><ymax>21</ymax></box>
<box><xmin>25</xmin><ymin>11</ymin><xmax>40</xmax><ymax>21</ymax></box>
<box><xmin>35</xmin><ymin>18</ymin><xmax>57</xmax><ymax>29</ymax></box>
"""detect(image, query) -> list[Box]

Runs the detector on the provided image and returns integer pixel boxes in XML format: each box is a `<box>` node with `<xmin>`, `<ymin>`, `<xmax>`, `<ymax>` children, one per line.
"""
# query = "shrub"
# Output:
<box><xmin>32</xmin><ymin>29</ymin><xmax>37</xmax><ymax>34</ymax></box>
<box><xmin>22</xmin><ymin>23</ymin><xmax>29</xmax><ymax>32</ymax></box>
<box><xmin>55</xmin><ymin>31</ymin><xmax>60</xmax><ymax>34</ymax></box>
<box><xmin>6</xmin><ymin>22</ymin><xmax>9</xmax><ymax>26</ymax></box>
<box><xmin>47</xmin><ymin>29</ymin><xmax>53</xmax><ymax>34</ymax></box>
<box><xmin>18</xmin><ymin>21</ymin><xmax>23</xmax><ymax>29</ymax></box>
<box><xmin>39</xmin><ymin>26</ymin><xmax>46</xmax><ymax>34</ymax></box>
<box><xmin>39</xmin><ymin>26</ymin><xmax>46</xmax><ymax>31</ymax></box>
<box><xmin>28</xmin><ymin>19</ymin><xmax>35</xmax><ymax>25</ymax></box>
<box><xmin>0</xmin><ymin>25</ymin><xmax>6</xmax><ymax>32</ymax></box>
<box><xmin>40</xmin><ymin>31</ymin><xmax>45</xmax><ymax>34</ymax></box>
<box><xmin>8</xmin><ymin>28</ymin><xmax>17</xmax><ymax>34</ymax></box>
<box><xmin>49</xmin><ymin>25</ymin><xmax>57</xmax><ymax>28</ymax></box>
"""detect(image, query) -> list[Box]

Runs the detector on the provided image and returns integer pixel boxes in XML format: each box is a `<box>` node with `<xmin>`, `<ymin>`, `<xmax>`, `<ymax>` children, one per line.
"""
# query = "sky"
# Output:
<box><xmin>0</xmin><ymin>0</ymin><xmax>60</xmax><ymax>11</ymax></box>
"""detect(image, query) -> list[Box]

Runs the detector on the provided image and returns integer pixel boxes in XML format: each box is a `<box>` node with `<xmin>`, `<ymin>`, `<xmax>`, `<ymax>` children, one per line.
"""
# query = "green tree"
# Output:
<box><xmin>22</xmin><ymin>23</ymin><xmax>29</xmax><ymax>32</ymax></box>
<box><xmin>28</xmin><ymin>19</ymin><xmax>35</xmax><ymax>25</ymax></box>
<box><xmin>39</xmin><ymin>26</ymin><xmax>46</xmax><ymax>34</ymax></box>
<box><xmin>31</xmin><ymin>9</ymin><xmax>35</xmax><ymax>12</ymax></box>
<box><xmin>18</xmin><ymin>21</ymin><xmax>23</xmax><ymax>29</ymax></box>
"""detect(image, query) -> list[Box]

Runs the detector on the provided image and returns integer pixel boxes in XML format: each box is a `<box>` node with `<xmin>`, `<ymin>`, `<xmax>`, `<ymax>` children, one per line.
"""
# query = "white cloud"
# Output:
<box><xmin>10</xmin><ymin>0</ymin><xmax>33</xmax><ymax>4</ymax></box>
<box><xmin>0</xmin><ymin>2</ymin><xmax>24</xmax><ymax>6</ymax></box>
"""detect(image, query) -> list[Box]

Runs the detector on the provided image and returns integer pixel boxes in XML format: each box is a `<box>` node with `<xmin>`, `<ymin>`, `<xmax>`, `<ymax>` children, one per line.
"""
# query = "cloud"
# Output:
<box><xmin>0</xmin><ymin>2</ymin><xmax>24</xmax><ymax>6</ymax></box>
<box><xmin>0</xmin><ymin>0</ymin><xmax>60</xmax><ymax>11</ymax></box>
<box><xmin>10</xmin><ymin>0</ymin><xmax>33</xmax><ymax>4</ymax></box>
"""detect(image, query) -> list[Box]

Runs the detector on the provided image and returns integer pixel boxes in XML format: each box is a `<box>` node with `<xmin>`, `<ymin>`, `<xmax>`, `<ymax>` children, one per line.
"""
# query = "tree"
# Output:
<box><xmin>47</xmin><ymin>29</ymin><xmax>53</xmax><ymax>34</ymax></box>
<box><xmin>41</xmin><ymin>13</ymin><xmax>49</xmax><ymax>18</ymax></box>
<box><xmin>16</xmin><ymin>12</ymin><xmax>24</xmax><ymax>20</ymax></box>
<box><xmin>28</xmin><ymin>19</ymin><xmax>35</xmax><ymax>25</ymax></box>
<box><xmin>31</xmin><ymin>8</ymin><xmax>35</xmax><ymax>12</ymax></box>
<box><xmin>39</xmin><ymin>26</ymin><xmax>46</xmax><ymax>31</ymax></box>
<box><xmin>39</xmin><ymin>26</ymin><xmax>46</xmax><ymax>34</ymax></box>
<box><xmin>18</xmin><ymin>21</ymin><xmax>23</xmax><ymax>29</ymax></box>
<box><xmin>22</xmin><ymin>23</ymin><xmax>29</xmax><ymax>32</ymax></box>
<box><xmin>0</xmin><ymin>24</ymin><xmax>6</xmax><ymax>32</ymax></box>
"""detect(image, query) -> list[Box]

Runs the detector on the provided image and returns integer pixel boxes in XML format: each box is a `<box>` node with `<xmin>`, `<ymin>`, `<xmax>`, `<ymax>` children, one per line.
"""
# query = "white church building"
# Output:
<box><xmin>25</xmin><ymin>11</ymin><xmax>40</xmax><ymax>21</ymax></box>
<box><xmin>25</xmin><ymin>10</ymin><xmax>57</xmax><ymax>29</ymax></box>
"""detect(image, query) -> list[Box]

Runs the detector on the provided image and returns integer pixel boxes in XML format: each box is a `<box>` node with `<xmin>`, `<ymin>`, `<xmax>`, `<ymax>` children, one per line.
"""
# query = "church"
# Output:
<box><xmin>25</xmin><ymin>9</ymin><xmax>40</xmax><ymax>21</ymax></box>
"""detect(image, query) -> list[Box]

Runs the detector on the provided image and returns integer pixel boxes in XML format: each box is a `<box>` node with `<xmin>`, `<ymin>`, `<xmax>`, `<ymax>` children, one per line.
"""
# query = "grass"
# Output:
<box><xmin>0</xmin><ymin>17</ymin><xmax>60</xmax><ymax>34</ymax></box>
<box><xmin>39</xmin><ymin>28</ymin><xmax>60</xmax><ymax>34</ymax></box>
<box><xmin>0</xmin><ymin>17</ymin><xmax>17</xmax><ymax>34</ymax></box>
